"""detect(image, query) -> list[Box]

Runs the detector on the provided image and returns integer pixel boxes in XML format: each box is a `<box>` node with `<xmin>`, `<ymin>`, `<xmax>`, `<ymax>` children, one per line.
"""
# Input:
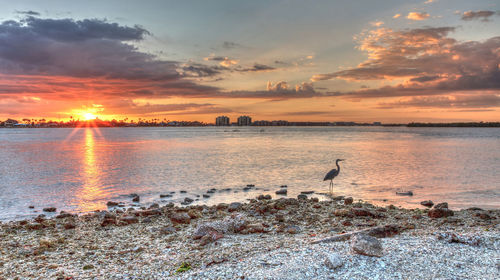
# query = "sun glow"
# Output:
<box><xmin>83</xmin><ymin>112</ymin><xmax>97</xmax><ymax>120</ymax></box>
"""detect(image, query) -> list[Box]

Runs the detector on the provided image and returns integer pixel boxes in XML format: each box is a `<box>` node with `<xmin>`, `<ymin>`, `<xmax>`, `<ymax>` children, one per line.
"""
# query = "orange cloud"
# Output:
<box><xmin>407</xmin><ymin>12</ymin><xmax>430</xmax><ymax>20</ymax></box>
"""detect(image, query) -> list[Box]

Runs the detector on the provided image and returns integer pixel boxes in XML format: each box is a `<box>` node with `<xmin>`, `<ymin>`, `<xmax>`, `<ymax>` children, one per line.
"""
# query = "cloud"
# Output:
<box><xmin>370</xmin><ymin>21</ymin><xmax>384</xmax><ymax>27</ymax></box>
<box><xmin>101</xmin><ymin>100</ymin><xmax>231</xmax><ymax>115</ymax></box>
<box><xmin>407</xmin><ymin>12</ymin><xmax>430</xmax><ymax>21</ymax></box>
<box><xmin>311</xmin><ymin>26</ymin><xmax>500</xmax><ymax>106</ymax></box>
<box><xmin>424</xmin><ymin>0</ymin><xmax>435</xmax><ymax>4</ymax></box>
<box><xmin>393</xmin><ymin>14</ymin><xmax>401</xmax><ymax>19</ymax></box>
<box><xmin>377</xmin><ymin>94</ymin><xmax>500</xmax><ymax>109</ymax></box>
<box><xmin>461</xmin><ymin>10</ymin><xmax>498</xmax><ymax>22</ymax></box>
<box><xmin>222</xmin><ymin>41</ymin><xmax>242</xmax><ymax>49</ymax></box>
<box><xmin>236</xmin><ymin>63</ymin><xmax>276</xmax><ymax>72</ymax></box>
<box><xmin>16</xmin><ymin>10</ymin><xmax>40</xmax><ymax>16</ymax></box>
<box><xmin>204</xmin><ymin>55</ymin><xmax>239</xmax><ymax>67</ymax></box>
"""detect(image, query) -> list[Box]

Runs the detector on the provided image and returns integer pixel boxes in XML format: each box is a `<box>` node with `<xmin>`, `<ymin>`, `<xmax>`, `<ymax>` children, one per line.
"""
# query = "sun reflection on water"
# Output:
<box><xmin>74</xmin><ymin>128</ymin><xmax>107</xmax><ymax>212</ymax></box>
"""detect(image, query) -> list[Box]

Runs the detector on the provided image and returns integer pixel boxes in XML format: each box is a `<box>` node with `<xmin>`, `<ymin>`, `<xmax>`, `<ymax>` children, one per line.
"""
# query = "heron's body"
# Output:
<box><xmin>324</xmin><ymin>159</ymin><xmax>343</xmax><ymax>194</ymax></box>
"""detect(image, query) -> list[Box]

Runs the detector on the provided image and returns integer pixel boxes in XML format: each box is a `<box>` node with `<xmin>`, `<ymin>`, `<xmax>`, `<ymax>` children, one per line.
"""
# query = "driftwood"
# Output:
<box><xmin>311</xmin><ymin>225</ymin><xmax>401</xmax><ymax>244</ymax></box>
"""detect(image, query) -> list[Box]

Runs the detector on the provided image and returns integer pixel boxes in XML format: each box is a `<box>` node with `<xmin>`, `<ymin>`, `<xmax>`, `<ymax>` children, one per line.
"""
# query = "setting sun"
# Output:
<box><xmin>83</xmin><ymin>112</ymin><xmax>96</xmax><ymax>120</ymax></box>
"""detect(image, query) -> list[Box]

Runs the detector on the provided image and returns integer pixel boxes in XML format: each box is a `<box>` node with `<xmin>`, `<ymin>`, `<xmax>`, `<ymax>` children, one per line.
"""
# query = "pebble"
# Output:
<box><xmin>275</xmin><ymin>189</ymin><xmax>287</xmax><ymax>195</ymax></box>
<box><xmin>420</xmin><ymin>200</ymin><xmax>434</xmax><ymax>207</ymax></box>
<box><xmin>428</xmin><ymin>208</ymin><xmax>454</xmax><ymax>218</ymax></box>
<box><xmin>324</xmin><ymin>253</ymin><xmax>344</xmax><ymax>270</ymax></box>
<box><xmin>434</xmin><ymin>202</ymin><xmax>449</xmax><ymax>209</ymax></box>
<box><xmin>42</xmin><ymin>207</ymin><xmax>57</xmax><ymax>212</ymax></box>
<box><xmin>344</xmin><ymin>197</ymin><xmax>353</xmax><ymax>205</ymax></box>
<box><xmin>297</xmin><ymin>194</ymin><xmax>308</xmax><ymax>200</ymax></box>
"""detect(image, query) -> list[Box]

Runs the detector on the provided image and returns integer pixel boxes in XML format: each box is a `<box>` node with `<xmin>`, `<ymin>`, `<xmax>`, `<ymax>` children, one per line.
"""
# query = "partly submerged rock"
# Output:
<box><xmin>420</xmin><ymin>200</ymin><xmax>434</xmax><ymax>208</ymax></box>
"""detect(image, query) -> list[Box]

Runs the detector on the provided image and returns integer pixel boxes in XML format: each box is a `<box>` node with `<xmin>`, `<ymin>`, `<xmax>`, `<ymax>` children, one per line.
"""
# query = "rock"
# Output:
<box><xmin>334</xmin><ymin>209</ymin><xmax>351</xmax><ymax>217</ymax></box>
<box><xmin>82</xmin><ymin>264</ymin><xmax>94</xmax><ymax>270</ymax></box>
<box><xmin>434</xmin><ymin>202</ymin><xmax>448</xmax><ymax>209</ymax></box>
<box><xmin>43</xmin><ymin>207</ymin><xmax>57</xmax><ymax>212</ymax></box>
<box><xmin>344</xmin><ymin>197</ymin><xmax>353</xmax><ymax>205</ymax></box>
<box><xmin>132</xmin><ymin>195</ymin><xmax>140</xmax><ymax>202</ymax></box>
<box><xmin>280</xmin><ymin>185</ymin><xmax>287</xmax><ymax>188</ymax></box>
<box><xmin>428</xmin><ymin>208</ymin><xmax>454</xmax><ymax>218</ymax></box>
<box><xmin>297</xmin><ymin>194</ymin><xmax>308</xmax><ymax>200</ymax></box>
<box><xmin>351</xmin><ymin>234</ymin><xmax>383</xmax><ymax>257</ymax></box>
<box><xmin>332</xmin><ymin>196</ymin><xmax>344</xmax><ymax>201</ymax></box>
<box><xmin>27</xmin><ymin>222</ymin><xmax>43</xmax><ymax>230</ymax></box>
<box><xmin>257</xmin><ymin>194</ymin><xmax>272</xmax><ymax>200</ymax></box>
<box><xmin>436</xmin><ymin>232</ymin><xmax>481</xmax><ymax>246</ymax></box>
<box><xmin>324</xmin><ymin>253</ymin><xmax>344</xmax><ymax>270</ymax></box>
<box><xmin>181</xmin><ymin>197</ymin><xmax>194</xmax><ymax>205</ymax></box>
<box><xmin>351</xmin><ymin>208</ymin><xmax>375</xmax><ymax>217</ymax></box>
<box><xmin>120</xmin><ymin>216</ymin><xmax>139</xmax><ymax>225</ymax></box>
<box><xmin>100</xmin><ymin>218</ymin><xmax>116</xmax><ymax>227</ymax></box>
<box><xmin>141</xmin><ymin>217</ymin><xmax>152</xmax><ymax>223</ymax></box>
<box><xmin>187</xmin><ymin>209</ymin><xmax>201</xmax><ymax>219</ymax></box>
<box><xmin>467</xmin><ymin>207</ymin><xmax>483</xmax><ymax>211</ymax></box>
<box><xmin>106</xmin><ymin>201</ymin><xmax>119</xmax><ymax>207</ymax></box>
<box><xmin>311</xmin><ymin>197</ymin><xmax>319</xmax><ymax>203</ymax></box>
<box><xmin>275</xmin><ymin>189</ymin><xmax>287</xmax><ymax>195</ymax></box>
<box><xmin>396</xmin><ymin>191</ymin><xmax>413</xmax><ymax>196</ymax></box>
<box><xmin>159</xmin><ymin>226</ymin><xmax>176</xmax><ymax>235</ymax></box>
<box><xmin>207</xmin><ymin>188</ymin><xmax>217</xmax><ymax>193</ymax></box>
<box><xmin>202</xmin><ymin>194</ymin><xmax>211</xmax><ymax>198</ymax></box>
<box><xmin>28</xmin><ymin>205</ymin><xmax>35</xmax><ymax>209</ymax></box>
<box><xmin>193</xmin><ymin>213</ymin><xmax>248</xmax><ymax>240</ymax></box>
<box><xmin>285</xmin><ymin>225</ymin><xmax>301</xmax><ymax>234</ymax></box>
<box><xmin>149</xmin><ymin>203</ymin><xmax>159</xmax><ymax>209</ymax></box>
<box><xmin>170</xmin><ymin>212</ymin><xmax>191</xmax><ymax>224</ymax></box>
<box><xmin>228</xmin><ymin>202</ymin><xmax>242</xmax><ymax>212</ymax></box>
<box><xmin>160</xmin><ymin>194</ymin><xmax>172</xmax><ymax>198</ymax></box>
<box><xmin>301</xmin><ymin>191</ymin><xmax>314</xmax><ymax>194</ymax></box>
<box><xmin>420</xmin><ymin>200</ymin><xmax>434</xmax><ymax>208</ymax></box>
<box><xmin>55</xmin><ymin>211</ymin><xmax>74</xmax><ymax>219</ymax></box>
<box><xmin>64</xmin><ymin>223</ymin><xmax>76</xmax><ymax>230</ymax></box>
<box><xmin>180</xmin><ymin>190</ymin><xmax>187</xmax><ymax>193</ymax></box>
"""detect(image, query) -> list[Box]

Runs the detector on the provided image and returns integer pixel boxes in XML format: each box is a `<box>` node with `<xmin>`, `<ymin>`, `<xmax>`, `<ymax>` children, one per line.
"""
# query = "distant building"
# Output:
<box><xmin>237</xmin><ymin>116</ymin><xmax>252</xmax><ymax>126</ymax></box>
<box><xmin>373</xmin><ymin>122</ymin><xmax>382</xmax><ymax>126</ymax></box>
<box><xmin>3</xmin><ymin>119</ymin><xmax>19</xmax><ymax>127</ymax></box>
<box><xmin>215</xmin><ymin>116</ymin><xmax>230</xmax><ymax>126</ymax></box>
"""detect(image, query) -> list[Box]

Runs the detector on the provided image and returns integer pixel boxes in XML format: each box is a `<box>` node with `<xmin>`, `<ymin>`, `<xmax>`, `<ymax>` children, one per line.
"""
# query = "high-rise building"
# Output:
<box><xmin>215</xmin><ymin>116</ymin><xmax>230</xmax><ymax>126</ymax></box>
<box><xmin>237</xmin><ymin>115</ymin><xmax>252</xmax><ymax>126</ymax></box>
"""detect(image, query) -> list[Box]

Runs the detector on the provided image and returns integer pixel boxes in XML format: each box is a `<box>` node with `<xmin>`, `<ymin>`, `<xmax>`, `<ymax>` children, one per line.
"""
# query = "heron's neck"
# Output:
<box><xmin>336</xmin><ymin>161</ymin><xmax>340</xmax><ymax>171</ymax></box>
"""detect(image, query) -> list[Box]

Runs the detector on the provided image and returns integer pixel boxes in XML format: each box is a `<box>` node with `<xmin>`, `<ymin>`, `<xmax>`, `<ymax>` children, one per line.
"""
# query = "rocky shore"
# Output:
<box><xmin>0</xmin><ymin>195</ymin><xmax>498</xmax><ymax>279</ymax></box>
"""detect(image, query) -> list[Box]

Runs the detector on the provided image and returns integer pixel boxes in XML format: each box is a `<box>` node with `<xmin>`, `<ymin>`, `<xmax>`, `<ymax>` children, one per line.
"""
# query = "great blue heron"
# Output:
<box><xmin>324</xmin><ymin>159</ymin><xmax>344</xmax><ymax>194</ymax></box>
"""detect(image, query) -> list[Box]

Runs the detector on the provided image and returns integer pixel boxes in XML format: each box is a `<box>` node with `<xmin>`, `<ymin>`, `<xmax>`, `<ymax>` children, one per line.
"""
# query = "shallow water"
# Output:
<box><xmin>0</xmin><ymin>126</ymin><xmax>499</xmax><ymax>220</ymax></box>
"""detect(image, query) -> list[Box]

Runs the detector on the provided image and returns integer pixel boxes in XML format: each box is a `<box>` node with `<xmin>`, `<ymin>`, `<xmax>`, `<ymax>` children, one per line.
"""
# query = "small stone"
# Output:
<box><xmin>428</xmin><ymin>208</ymin><xmax>454</xmax><ymax>218</ymax></box>
<box><xmin>27</xmin><ymin>222</ymin><xmax>43</xmax><ymax>230</ymax></box>
<box><xmin>257</xmin><ymin>194</ymin><xmax>272</xmax><ymax>200</ymax></box>
<box><xmin>297</xmin><ymin>194</ymin><xmax>308</xmax><ymax>200</ymax></box>
<box><xmin>64</xmin><ymin>223</ymin><xmax>76</xmax><ymax>230</ymax></box>
<box><xmin>275</xmin><ymin>189</ymin><xmax>287</xmax><ymax>195</ymax></box>
<box><xmin>203</xmin><ymin>194</ymin><xmax>211</xmax><ymax>198</ymax></box>
<box><xmin>285</xmin><ymin>225</ymin><xmax>301</xmax><ymax>234</ymax></box>
<box><xmin>182</xmin><ymin>197</ymin><xmax>194</xmax><ymax>205</ymax></box>
<box><xmin>396</xmin><ymin>191</ymin><xmax>413</xmax><ymax>196</ymax></box>
<box><xmin>28</xmin><ymin>205</ymin><xmax>35</xmax><ymax>209</ymax></box>
<box><xmin>43</xmin><ymin>207</ymin><xmax>57</xmax><ymax>212</ymax></box>
<box><xmin>420</xmin><ymin>200</ymin><xmax>434</xmax><ymax>207</ymax></box>
<box><xmin>324</xmin><ymin>253</ymin><xmax>344</xmax><ymax>270</ymax></box>
<box><xmin>106</xmin><ymin>201</ymin><xmax>119</xmax><ymax>207</ymax></box>
<box><xmin>160</xmin><ymin>226</ymin><xmax>176</xmax><ymax>235</ymax></box>
<box><xmin>180</xmin><ymin>190</ymin><xmax>187</xmax><ymax>193</ymax></box>
<box><xmin>228</xmin><ymin>202</ymin><xmax>242</xmax><ymax>212</ymax></box>
<box><xmin>344</xmin><ymin>197</ymin><xmax>353</xmax><ymax>205</ymax></box>
<box><xmin>55</xmin><ymin>211</ymin><xmax>74</xmax><ymax>219</ymax></box>
<box><xmin>351</xmin><ymin>234</ymin><xmax>383</xmax><ymax>257</ymax></box>
<box><xmin>160</xmin><ymin>194</ymin><xmax>172</xmax><ymax>198</ymax></box>
<box><xmin>351</xmin><ymin>208</ymin><xmax>375</xmax><ymax>217</ymax></box>
<box><xmin>170</xmin><ymin>212</ymin><xmax>191</xmax><ymax>224</ymax></box>
<box><xmin>120</xmin><ymin>216</ymin><xmax>139</xmax><ymax>225</ymax></box>
<box><xmin>301</xmin><ymin>191</ymin><xmax>314</xmax><ymax>194</ymax></box>
<box><xmin>434</xmin><ymin>202</ymin><xmax>448</xmax><ymax>209</ymax></box>
<box><xmin>132</xmin><ymin>195</ymin><xmax>140</xmax><ymax>202</ymax></box>
<box><xmin>280</xmin><ymin>185</ymin><xmax>287</xmax><ymax>188</ymax></box>
<box><xmin>149</xmin><ymin>203</ymin><xmax>160</xmax><ymax>209</ymax></box>
<box><xmin>83</xmin><ymin>264</ymin><xmax>94</xmax><ymax>270</ymax></box>
<box><xmin>141</xmin><ymin>217</ymin><xmax>152</xmax><ymax>223</ymax></box>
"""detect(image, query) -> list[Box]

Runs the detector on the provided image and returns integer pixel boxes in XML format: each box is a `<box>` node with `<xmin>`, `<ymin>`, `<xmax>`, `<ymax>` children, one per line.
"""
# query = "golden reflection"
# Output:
<box><xmin>75</xmin><ymin>128</ymin><xmax>107</xmax><ymax>212</ymax></box>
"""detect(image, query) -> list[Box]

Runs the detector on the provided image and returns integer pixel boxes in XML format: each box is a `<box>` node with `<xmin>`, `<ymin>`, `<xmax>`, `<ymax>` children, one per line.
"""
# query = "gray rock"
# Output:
<box><xmin>351</xmin><ymin>234</ymin><xmax>383</xmax><ymax>257</ymax></box>
<box><xmin>106</xmin><ymin>201</ymin><xmax>119</xmax><ymax>207</ymax></box>
<box><xmin>420</xmin><ymin>200</ymin><xmax>434</xmax><ymax>207</ymax></box>
<box><xmin>159</xmin><ymin>194</ymin><xmax>172</xmax><ymax>198</ymax></box>
<box><xmin>170</xmin><ymin>212</ymin><xmax>191</xmax><ymax>224</ymax></box>
<box><xmin>42</xmin><ymin>207</ymin><xmax>57</xmax><ymax>212</ymax></box>
<box><xmin>202</xmin><ymin>194</ymin><xmax>211</xmax><ymax>198</ymax></box>
<box><xmin>275</xmin><ymin>189</ymin><xmax>287</xmax><ymax>195</ymax></box>
<box><xmin>228</xmin><ymin>202</ymin><xmax>242</xmax><ymax>212</ymax></box>
<box><xmin>181</xmin><ymin>197</ymin><xmax>194</xmax><ymax>205</ymax></box>
<box><xmin>428</xmin><ymin>208</ymin><xmax>454</xmax><ymax>218</ymax></box>
<box><xmin>297</xmin><ymin>194</ymin><xmax>308</xmax><ymax>200</ymax></box>
<box><xmin>344</xmin><ymin>197</ymin><xmax>353</xmax><ymax>205</ymax></box>
<box><xmin>324</xmin><ymin>253</ymin><xmax>344</xmax><ymax>270</ymax></box>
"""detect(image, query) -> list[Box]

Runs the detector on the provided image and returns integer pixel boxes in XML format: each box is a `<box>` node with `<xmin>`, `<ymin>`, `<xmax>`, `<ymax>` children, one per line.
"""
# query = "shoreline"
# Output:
<box><xmin>1</xmin><ymin>195</ymin><xmax>498</xmax><ymax>279</ymax></box>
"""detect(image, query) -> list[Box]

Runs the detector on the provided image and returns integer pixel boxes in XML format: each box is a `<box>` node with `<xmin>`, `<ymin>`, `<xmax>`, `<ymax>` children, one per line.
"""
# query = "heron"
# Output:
<box><xmin>324</xmin><ymin>159</ymin><xmax>344</xmax><ymax>194</ymax></box>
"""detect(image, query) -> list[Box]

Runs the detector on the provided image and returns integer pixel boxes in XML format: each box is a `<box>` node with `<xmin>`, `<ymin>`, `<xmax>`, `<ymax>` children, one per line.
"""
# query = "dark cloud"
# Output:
<box><xmin>222</xmin><ymin>41</ymin><xmax>241</xmax><ymax>49</ymax></box>
<box><xmin>16</xmin><ymin>10</ymin><xmax>40</xmax><ymax>16</ymax></box>
<box><xmin>461</xmin><ymin>10</ymin><xmax>498</xmax><ymax>21</ymax></box>
<box><xmin>180</xmin><ymin>63</ymin><xmax>226</xmax><ymax>77</ymax></box>
<box><xmin>101</xmin><ymin>99</ymin><xmax>231</xmax><ymax>115</ymax></box>
<box><xmin>377</xmin><ymin>94</ymin><xmax>500</xmax><ymax>109</ymax></box>
<box><xmin>236</xmin><ymin>63</ymin><xmax>275</xmax><ymax>72</ymax></box>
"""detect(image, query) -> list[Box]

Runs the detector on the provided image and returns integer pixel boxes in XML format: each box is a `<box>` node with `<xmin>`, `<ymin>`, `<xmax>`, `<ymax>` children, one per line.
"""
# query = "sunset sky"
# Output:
<box><xmin>0</xmin><ymin>0</ymin><xmax>499</xmax><ymax>123</ymax></box>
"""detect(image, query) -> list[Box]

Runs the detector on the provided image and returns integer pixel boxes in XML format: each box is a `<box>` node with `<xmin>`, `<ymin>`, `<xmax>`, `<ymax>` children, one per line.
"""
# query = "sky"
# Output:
<box><xmin>0</xmin><ymin>0</ymin><xmax>499</xmax><ymax>123</ymax></box>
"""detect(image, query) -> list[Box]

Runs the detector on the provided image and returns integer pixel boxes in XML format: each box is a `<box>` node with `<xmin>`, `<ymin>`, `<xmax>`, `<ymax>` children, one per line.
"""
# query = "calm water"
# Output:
<box><xmin>0</xmin><ymin>126</ymin><xmax>499</xmax><ymax>220</ymax></box>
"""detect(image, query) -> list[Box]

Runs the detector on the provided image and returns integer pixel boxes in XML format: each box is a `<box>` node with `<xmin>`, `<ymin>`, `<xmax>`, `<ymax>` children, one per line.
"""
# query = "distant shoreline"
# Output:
<box><xmin>1</xmin><ymin>121</ymin><xmax>499</xmax><ymax>128</ymax></box>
